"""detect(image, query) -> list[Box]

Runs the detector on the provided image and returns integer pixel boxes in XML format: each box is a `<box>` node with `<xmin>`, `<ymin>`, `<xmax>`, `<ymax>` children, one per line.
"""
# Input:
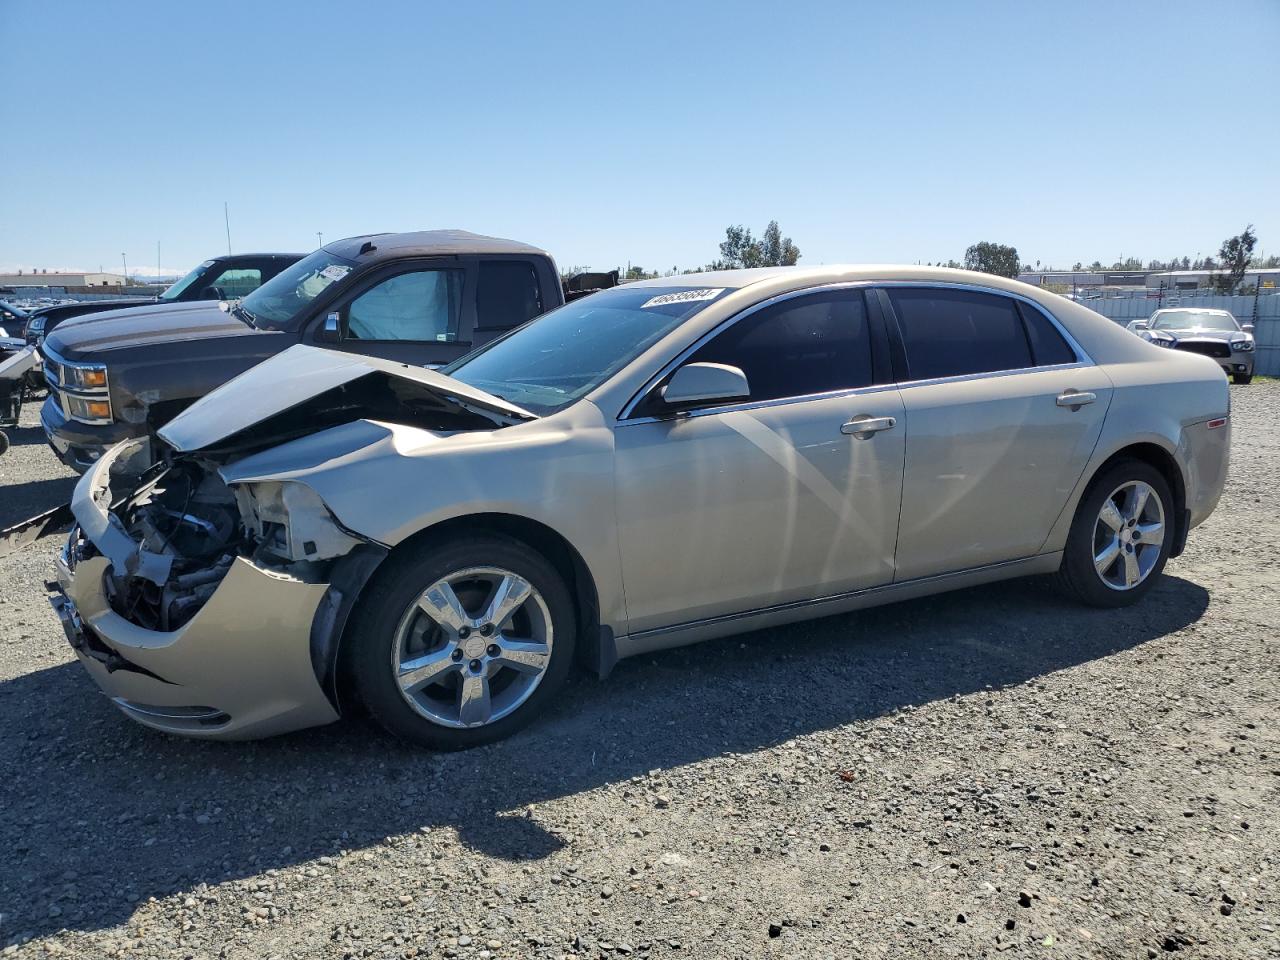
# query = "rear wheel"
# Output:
<box><xmin>1055</xmin><ymin>459</ymin><xmax>1174</xmax><ymax>608</ymax></box>
<box><xmin>349</xmin><ymin>533</ymin><xmax>576</xmax><ymax>749</ymax></box>
<box><xmin>1233</xmin><ymin>372</ymin><xmax>1253</xmax><ymax>385</ymax></box>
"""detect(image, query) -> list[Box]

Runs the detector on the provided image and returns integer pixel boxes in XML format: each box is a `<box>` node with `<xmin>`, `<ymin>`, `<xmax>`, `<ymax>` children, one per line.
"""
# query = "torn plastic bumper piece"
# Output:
<box><xmin>0</xmin><ymin>503</ymin><xmax>74</xmax><ymax>560</ymax></box>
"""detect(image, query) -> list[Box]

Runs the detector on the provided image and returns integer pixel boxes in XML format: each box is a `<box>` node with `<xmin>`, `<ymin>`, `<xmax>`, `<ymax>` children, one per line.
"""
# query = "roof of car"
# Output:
<box><xmin>621</xmin><ymin>264</ymin><xmax>1044</xmax><ymax>292</ymax></box>
<box><xmin>324</xmin><ymin>230</ymin><xmax>549</xmax><ymax>261</ymax></box>
<box><xmin>214</xmin><ymin>252</ymin><xmax>307</xmax><ymax>260</ymax></box>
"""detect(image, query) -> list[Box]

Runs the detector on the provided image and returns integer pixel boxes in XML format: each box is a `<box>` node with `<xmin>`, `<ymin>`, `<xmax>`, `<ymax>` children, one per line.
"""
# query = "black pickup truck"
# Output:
<box><xmin>41</xmin><ymin>230</ymin><xmax>564</xmax><ymax>471</ymax></box>
<box><xmin>23</xmin><ymin>253</ymin><xmax>303</xmax><ymax>346</ymax></box>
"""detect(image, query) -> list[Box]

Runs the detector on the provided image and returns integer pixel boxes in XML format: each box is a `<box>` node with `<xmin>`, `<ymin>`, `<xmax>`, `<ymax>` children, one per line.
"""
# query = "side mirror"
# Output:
<box><xmin>317</xmin><ymin>311</ymin><xmax>342</xmax><ymax>344</ymax></box>
<box><xmin>661</xmin><ymin>362</ymin><xmax>750</xmax><ymax>408</ymax></box>
<box><xmin>1242</xmin><ymin>323</ymin><xmax>1255</xmax><ymax>333</ymax></box>
<box><xmin>1132</xmin><ymin>321</ymin><xmax>1149</xmax><ymax>330</ymax></box>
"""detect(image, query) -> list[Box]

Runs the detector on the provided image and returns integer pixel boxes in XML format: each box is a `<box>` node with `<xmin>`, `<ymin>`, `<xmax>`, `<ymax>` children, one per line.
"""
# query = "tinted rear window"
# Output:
<box><xmin>1018</xmin><ymin>301</ymin><xmax>1076</xmax><ymax>366</ymax></box>
<box><xmin>476</xmin><ymin>261</ymin><xmax>544</xmax><ymax>332</ymax></box>
<box><xmin>889</xmin><ymin>289</ymin><xmax>1032</xmax><ymax>380</ymax></box>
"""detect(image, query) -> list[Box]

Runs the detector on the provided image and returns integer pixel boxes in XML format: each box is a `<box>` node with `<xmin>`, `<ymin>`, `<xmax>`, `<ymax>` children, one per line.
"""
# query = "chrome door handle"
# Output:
<box><xmin>841</xmin><ymin>415</ymin><xmax>897</xmax><ymax>437</ymax></box>
<box><xmin>1056</xmin><ymin>391</ymin><xmax>1097</xmax><ymax>408</ymax></box>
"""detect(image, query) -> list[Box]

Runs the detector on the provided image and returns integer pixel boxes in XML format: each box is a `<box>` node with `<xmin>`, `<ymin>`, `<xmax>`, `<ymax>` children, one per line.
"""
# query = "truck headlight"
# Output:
<box><xmin>65</xmin><ymin>394</ymin><xmax>113</xmax><ymax>424</ymax></box>
<box><xmin>66</xmin><ymin>363</ymin><xmax>109</xmax><ymax>390</ymax></box>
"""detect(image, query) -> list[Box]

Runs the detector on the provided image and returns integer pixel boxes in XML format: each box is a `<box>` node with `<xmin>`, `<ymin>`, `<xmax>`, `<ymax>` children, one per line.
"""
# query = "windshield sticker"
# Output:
<box><xmin>320</xmin><ymin>264</ymin><xmax>351</xmax><ymax>283</ymax></box>
<box><xmin>641</xmin><ymin>288</ymin><xmax>725</xmax><ymax>309</ymax></box>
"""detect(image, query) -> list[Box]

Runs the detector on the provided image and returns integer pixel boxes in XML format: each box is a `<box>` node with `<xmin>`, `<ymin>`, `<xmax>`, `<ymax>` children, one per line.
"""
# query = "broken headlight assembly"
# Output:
<box><xmin>233</xmin><ymin>481</ymin><xmax>364</xmax><ymax>564</ymax></box>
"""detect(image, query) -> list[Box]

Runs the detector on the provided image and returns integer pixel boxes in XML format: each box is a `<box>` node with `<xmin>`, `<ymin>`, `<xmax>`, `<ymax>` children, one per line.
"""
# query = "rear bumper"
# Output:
<box><xmin>1183</xmin><ymin>416</ymin><xmax>1231</xmax><ymax>532</ymax></box>
<box><xmin>40</xmin><ymin>394</ymin><xmax>140</xmax><ymax>473</ymax></box>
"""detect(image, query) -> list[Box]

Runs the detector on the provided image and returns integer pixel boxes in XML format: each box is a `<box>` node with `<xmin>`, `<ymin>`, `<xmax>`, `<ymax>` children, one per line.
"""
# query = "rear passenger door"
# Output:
<box><xmin>879</xmin><ymin>286</ymin><xmax>1112</xmax><ymax>581</ymax></box>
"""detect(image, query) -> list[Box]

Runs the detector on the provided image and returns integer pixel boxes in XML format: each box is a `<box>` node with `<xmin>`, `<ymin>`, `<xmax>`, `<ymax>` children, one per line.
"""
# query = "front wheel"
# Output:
<box><xmin>1055</xmin><ymin>459</ymin><xmax>1174</xmax><ymax>608</ymax></box>
<box><xmin>348</xmin><ymin>533</ymin><xmax>576</xmax><ymax>749</ymax></box>
<box><xmin>1233</xmin><ymin>372</ymin><xmax>1253</xmax><ymax>385</ymax></box>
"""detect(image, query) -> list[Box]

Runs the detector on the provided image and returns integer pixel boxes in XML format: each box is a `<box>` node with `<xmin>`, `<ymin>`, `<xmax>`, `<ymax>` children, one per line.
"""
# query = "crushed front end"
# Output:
<box><xmin>46</xmin><ymin>345</ymin><xmax>533</xmax><ymax>740</ymax></box>
<box><xmin>48</xmin><ymin>437</ymin><xmax>379</xmax><ymax>739</ymax></box>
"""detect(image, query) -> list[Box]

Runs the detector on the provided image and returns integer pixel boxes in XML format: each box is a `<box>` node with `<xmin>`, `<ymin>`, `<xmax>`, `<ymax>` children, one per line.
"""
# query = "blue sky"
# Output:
<box><xmin>2</xmin><ymin>0</ymin><xmax>1277</xmax><ymax>277</ymax></box>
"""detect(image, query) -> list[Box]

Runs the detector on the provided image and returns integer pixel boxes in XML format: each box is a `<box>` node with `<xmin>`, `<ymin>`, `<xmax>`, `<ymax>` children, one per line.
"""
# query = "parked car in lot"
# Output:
<box><xmin>22</xmin><ymin>253</ymin><xmax>304</xmax><ymax>347</ymax></box>
<box><xmin>0</xmin><ymin>299</ymin><xmax>30</xmax><ymax>330</ymax></box>
<box><xmin>49</xmin><ymin>266</ymin><xmax>1231</xmax><ymax>748</ymax></box>
<box><xmin>39</xmin><ymin>231</ymin><xmax>562</xmax><ymax>471</ymax></box>
<box><xmin>1127</xmin><ymin>308</ymin><xmax>1255</xmax><ymax>384</ymax></box>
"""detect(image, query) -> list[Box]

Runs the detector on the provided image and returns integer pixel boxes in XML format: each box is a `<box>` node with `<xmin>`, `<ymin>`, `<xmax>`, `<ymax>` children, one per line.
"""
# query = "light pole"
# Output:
<box><xmin>317</xmin><ymin>231</ymin><xmax>323</xmax><ymax>248</ymax></box>
<box><xmin>121</xmin><ymin>252</ymin><xmax>128</xmax><ymax>288</ymax></box>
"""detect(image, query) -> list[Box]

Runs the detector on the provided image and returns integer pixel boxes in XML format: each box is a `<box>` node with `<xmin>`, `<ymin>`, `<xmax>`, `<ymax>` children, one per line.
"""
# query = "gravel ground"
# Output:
<box><xmin>1</xmin><ymin>385</ymin><xmax>1277</xmax><ymax>960</ymax></box>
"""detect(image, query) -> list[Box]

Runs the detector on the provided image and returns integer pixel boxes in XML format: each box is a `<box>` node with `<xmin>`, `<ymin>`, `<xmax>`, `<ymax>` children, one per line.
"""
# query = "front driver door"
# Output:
<box><xmin>314</xmin><ymin>263</ymin><xmax>474</xmax><ymax>365</ymax></box>
<box><xmin>613</xmin><ymin>287</ymin><xmax>906</xmax><ymax>635</ymax></box>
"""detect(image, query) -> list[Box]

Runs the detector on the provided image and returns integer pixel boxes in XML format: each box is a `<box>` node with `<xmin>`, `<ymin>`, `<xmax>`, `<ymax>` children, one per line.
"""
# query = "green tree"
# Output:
<box><xmin>1211</xmin><ymin>225</ymin><xmax>1257</xmax><ymax>293</ymax></box>
<box><xmin>963</xmin><ymin>241</ymin><xmax>1021</xmax><ymax>278</ymax></box>
<box><xmin>759</xmin><ymin>221</ymin><xmax>801</xmax><ymax>266</ymax></box>
<box><xmin>715</xmin><ymin>221</ymin><xmax>801</xmax><ymax>269</ymax></box>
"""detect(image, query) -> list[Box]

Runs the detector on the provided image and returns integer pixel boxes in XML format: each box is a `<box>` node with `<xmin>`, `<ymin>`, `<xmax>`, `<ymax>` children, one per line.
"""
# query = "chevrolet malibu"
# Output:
<box><xmin>49</xmin><ymin>266</ymin><xmax>1231</xmax><ymax>749</ymax></box>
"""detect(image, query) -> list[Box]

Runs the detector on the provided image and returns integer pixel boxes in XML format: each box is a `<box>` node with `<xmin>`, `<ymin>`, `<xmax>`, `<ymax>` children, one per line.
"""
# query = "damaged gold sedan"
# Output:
<box><xmin>49</xmin><ymin>267</ymin><xmax>1232</xmax><ymax>748</ymax></box>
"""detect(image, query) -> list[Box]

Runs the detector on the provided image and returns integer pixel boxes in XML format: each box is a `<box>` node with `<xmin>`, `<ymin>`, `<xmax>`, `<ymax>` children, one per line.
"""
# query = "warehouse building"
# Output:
<box><xmin>0</xmin><ymin>271</ymin><xmax>127</xmax><ymax>287</ymax></box>
<box><xmin>1144</xmin><ymin>268</ymin><xmax>1280</xmax><ymax>291</ymax></box>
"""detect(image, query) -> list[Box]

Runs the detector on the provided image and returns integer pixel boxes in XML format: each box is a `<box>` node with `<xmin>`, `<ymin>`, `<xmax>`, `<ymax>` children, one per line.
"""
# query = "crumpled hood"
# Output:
<box><xmin>43</xmin><ymin>301</ymin><xmax>247</xmax><ymax>359</ymax></box>
<box><xmin>158</xmin><ymin>344</ymin><xmax>537</xmax><ymax>453</ymax></box>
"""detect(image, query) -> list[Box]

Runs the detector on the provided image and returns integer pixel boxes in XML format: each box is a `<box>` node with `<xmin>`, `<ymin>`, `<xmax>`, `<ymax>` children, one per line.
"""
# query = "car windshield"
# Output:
<box><xmin>443</xmin><ymin>285</ymin><xmax>731</xmax><ymax>415</ymax></box>
<box><xmin>237</xmin><ymin>249</ymin><xmax>357</xmax><ymax>330</ymax></box>
<box><xmin>159</xmin><ymin>261</ymin><xmax>215</xmax><ymax>300</ymax></box>
<box><xmin>1151</xmin><ymin>310</ymin><xmax>1238</xmax><ymax>332</ymax></box>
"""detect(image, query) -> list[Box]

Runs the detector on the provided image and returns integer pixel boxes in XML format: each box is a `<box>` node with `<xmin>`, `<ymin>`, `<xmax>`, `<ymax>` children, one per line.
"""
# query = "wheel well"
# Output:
<box><xmin>358</xmin><ymin>513</ymin><xmax>603</xmax><ymax>669</ymax></box>
<box><xmin>1090</xmin><ymin>443</ymin><xmax>1188</xmax><ymax>555</ymax></box>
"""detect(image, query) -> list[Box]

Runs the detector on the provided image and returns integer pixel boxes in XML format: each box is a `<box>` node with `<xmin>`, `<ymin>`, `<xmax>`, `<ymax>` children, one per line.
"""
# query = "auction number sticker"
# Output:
<box><xmin>641</xmin><ymin>288</ymin><xmax>725</xmax><ymax>309</ymax></box>
<box><xmin>320</xmin><ymin>265</ymin><xmax>352</xmax><ymax>282</ymax></box>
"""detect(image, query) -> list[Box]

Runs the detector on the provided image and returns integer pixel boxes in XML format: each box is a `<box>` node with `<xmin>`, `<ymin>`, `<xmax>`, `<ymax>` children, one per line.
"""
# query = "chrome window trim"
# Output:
<box><xmin>617</xmin><ymin>281</ymin><xmax>880</xmax><ymax>422</ymax></box>
<box><xmin>875</xmin><ymin>280</ymin><xmax>1096</xmax><ymax>383</ymax></box>
<box><xmin>617</xmin><ymin>381</ymin><xmax>901</xmax><ymax>427</ymax></box>
<box><xmin>617</xmin><ymin>279</ymin><xmax>1097</xmax><ymax>422</ymax></box>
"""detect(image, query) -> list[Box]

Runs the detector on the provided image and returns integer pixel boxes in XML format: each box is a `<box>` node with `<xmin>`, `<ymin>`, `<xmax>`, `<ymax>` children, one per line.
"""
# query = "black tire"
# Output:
<box><xmin>1054</xmin><ymin>459</ymin><xmax>1175</xmax><ymax>609</ymax></box>
<box><xmin>347</xmin><ymin>532</ymin><xmax>577</xmax><ymax>749</ymax></box>
<box><xmin>1233</xmin><ymin>372</ymin><xmax>1253</xmax><ymax>385</ymax></box>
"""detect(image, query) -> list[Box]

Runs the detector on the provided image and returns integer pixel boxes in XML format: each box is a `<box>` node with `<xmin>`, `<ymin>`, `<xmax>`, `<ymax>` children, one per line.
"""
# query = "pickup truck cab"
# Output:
<box><xmin>23</xmin><ymin>253</ymin><xmax>304</xmax><ymax>346</ymax></box>
<box><xmin>41</xmin><ymin>231</ymin><xmax>563</xmax><ymax>471</ymax></box>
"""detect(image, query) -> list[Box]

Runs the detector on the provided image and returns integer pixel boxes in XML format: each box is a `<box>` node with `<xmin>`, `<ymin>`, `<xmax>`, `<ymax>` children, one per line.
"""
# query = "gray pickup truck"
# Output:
<box><xmin>41</xmin><ymin>230</ymin><xmax>564</xmax><ymax>471</ymax></box>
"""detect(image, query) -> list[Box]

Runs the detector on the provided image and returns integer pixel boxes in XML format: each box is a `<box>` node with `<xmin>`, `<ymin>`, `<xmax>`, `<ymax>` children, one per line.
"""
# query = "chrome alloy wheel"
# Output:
<box><xmin>1092</xmin><ymin>480</ymin><xmax>1165</xmax><ymax>591</ymax></box>
<box><xmin>391</xmin><ymin>567</ymin><xmax>553</xmax><ymax>729</ymax></box>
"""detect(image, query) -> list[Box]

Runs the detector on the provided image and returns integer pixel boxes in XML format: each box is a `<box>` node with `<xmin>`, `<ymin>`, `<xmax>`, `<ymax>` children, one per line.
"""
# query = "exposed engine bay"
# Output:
<box><xmin>65</xmin><ymin>349</ymin><xmax>538</xmax><ymax>633</ymax></box>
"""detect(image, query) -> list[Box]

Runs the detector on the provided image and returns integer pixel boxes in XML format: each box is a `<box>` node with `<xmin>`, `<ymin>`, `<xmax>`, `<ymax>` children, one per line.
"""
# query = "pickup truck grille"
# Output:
<box><xmin>43</xmin><ymin>355</ymin><xmax>63</xmax><ymax>391</ymax></box>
